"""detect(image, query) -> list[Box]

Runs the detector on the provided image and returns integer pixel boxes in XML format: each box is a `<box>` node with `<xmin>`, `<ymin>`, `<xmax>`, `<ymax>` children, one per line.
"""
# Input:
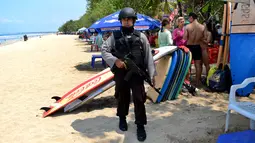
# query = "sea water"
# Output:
<box><xmin>0</xmin><ymin>32</ymin><xmax>56</xmax><ymax>44</ymax></box>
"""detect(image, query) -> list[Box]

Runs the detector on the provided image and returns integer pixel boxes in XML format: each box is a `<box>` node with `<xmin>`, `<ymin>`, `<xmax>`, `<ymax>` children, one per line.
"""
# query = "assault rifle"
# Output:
<box><xmin>112</xmin><ymin>53</ymin><xmax>161</xmax><ymax>95</ymax></box>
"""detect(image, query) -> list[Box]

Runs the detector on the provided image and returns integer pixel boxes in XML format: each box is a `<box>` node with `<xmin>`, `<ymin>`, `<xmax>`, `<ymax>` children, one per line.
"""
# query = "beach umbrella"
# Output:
<box><xmin>77</xmin><ymin>27</ymin><xmax>87</xmax><ymax>32</ymax></box>
<box><xmin>88</xmin><ymin>11</ymin><xmax>161</xmax><ymax>33</ymax></box>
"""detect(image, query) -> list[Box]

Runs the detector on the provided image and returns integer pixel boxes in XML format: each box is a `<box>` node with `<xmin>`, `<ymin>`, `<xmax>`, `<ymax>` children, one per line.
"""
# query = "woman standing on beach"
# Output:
<box><xmin>158</xmin><ymin>19</ymin><xmax>173</xmax><ymax>47</ymax></box>
<box><xmin>172</xmin><ymin>17</ymin><xmax>186</xmax><ymax>46</ymax></box>
<box><xmin>173</xmin><ymin>17</ymin><xmax>190</xmax><ymax>82</ymax></box>
<box><xmin>200</xmin><ymin>22</ymin><xmax>213</xmax><ymax>78</ymax></box>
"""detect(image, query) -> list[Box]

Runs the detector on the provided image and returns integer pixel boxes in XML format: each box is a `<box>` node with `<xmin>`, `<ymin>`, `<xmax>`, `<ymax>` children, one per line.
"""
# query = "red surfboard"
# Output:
<box><xmin>41</xmin><ymin>46</ymin><xmax>178</xmax><ymax>118</ymax></box>
<box><xmin>41</xmin><ymin>68</ymin><xmax>113</xmax><ymax>117</ymax></box>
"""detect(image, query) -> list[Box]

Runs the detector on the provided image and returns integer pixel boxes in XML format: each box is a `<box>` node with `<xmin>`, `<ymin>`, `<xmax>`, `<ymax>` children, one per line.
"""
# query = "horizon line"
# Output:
<box><xmin>0</xmin><ymin>31</ymin><xmax>58</xmax><ymax>36</ymax></box>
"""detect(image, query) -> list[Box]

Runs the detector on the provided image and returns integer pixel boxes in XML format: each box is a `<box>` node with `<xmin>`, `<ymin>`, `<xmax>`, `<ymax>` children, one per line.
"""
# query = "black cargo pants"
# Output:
<box><xmin>113</xmin><ymin>68</ymin><xmax>147</xmax><ymax>125</ymax></box>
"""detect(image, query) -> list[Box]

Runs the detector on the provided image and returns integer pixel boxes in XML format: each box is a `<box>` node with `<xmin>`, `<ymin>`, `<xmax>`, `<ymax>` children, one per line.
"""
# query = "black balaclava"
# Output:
<box><xmin>121</xmin><ymin>19</ymin><xmax>135</xmax><ymax>35</ymax></box>
<box><xmin>121</xmin><ymin>26</ymin><xmax>134</xmax><ymax>35</ymax></box>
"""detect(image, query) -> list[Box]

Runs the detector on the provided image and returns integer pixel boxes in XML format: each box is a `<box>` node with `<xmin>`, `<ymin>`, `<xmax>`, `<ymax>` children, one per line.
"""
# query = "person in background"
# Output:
<box><xmin>144</xmin><ymin>31</ymin><xmax>150</xmax><ymax>40</ymax></box>
<box><xmin>93</xmin><ymin>32</ymin><xmax>98</xmax><ymax>44</ymax></box>
<box><xmin>173</xmin><ymin>16</ymin><xmax>191</xmax><ymax>82</ymax></box>
<box><xmin>158</xmin><ymin>19</ymin><xmax>173</xmax><ymax>47</ymax></box>
<box><xmin>89</xmin><ymin>33</ymin><xmax>95</xmax><ymax>44</ymax></box>
<box><xmin>172</xmin><ymin>17</ymin><xmax>186</xmax><ymax>46</ymax></box>
<box><xmin>154</xmin><ymin>32</ymin><xmax>159</xmax><ymax>48</ymax></box>
<box><xmin>184</xmin><ymin>12</ymin><xmax>206</xmax><ymax>86</ymax></box>
<box><xmin>215</xmin><ymin>23</ymin><xmax>222</xmax><ymax>40</ymax></box>
<box><xmin>200</xmin><ymin>22</ymin><xmax>213</xmax><ymax>79</ymax></box>
<box><xmin>23</xmin><ymin>35</ymin><xmax>28</xmax><ymax>41</ymax></box>
<box><xmin>95</xmin><ymin>32</ymin><xmax>103</xmax><ymax>50</ymax></box>
<box><xmin>149</xmin><ymin>32</ymin><xmax>157</xmax><ymax>48</ymax></box>
<box><xmin>102</xmin><ymin>32</ymin><xmax>112</xmax><ymax>41</ymax></box>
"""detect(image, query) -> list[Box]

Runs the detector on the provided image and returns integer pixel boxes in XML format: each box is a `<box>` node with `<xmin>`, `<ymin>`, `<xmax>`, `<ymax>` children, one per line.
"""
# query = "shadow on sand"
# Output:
<box><xmin>75</xmin><ymin>40</ymin><xmax>101</xmax><ymax>53</ymax></box>
<box><xmin>74</xmin><ymin>61</ymin><xmax>107</xmax><ymax>72</ymax></box>
<box><xmin>70</xmin><ymin>97</ymin><xmax>250</xmax><ymax>143</ymax></box>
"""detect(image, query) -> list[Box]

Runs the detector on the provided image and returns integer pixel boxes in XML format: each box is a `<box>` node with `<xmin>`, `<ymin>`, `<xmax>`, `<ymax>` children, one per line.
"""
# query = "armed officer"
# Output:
<box><xmin>101</xmin><ymin>7</ymin><xmax>156</xmax><ymax>142</ymax></box>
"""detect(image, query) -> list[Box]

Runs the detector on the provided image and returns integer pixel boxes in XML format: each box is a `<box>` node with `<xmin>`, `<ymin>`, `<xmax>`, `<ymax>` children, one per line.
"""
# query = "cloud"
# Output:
<box><xmin>0</xmin><ymin>18</ymin><xmax>24</xmax><ymax>24</ymax></box>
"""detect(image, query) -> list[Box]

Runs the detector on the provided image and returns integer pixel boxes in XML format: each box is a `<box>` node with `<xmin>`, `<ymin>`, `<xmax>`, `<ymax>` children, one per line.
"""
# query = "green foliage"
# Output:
<box><xmin>83</xmin><ymin>0</ymin><xmax>124</xmax><ymax>27</ymax></box>
<box><xmin>58</xmin><ymin>0</ymin><xmax>125</xmax><ymax>32</ymax></box>
<box><xmin>58</xmin><ymin>0</ymin><xmax>225</xmax><ymax>33</ymax></box>
<box><xmin>178</xmin><ymin>0</ymin><xmax>224</xmax><ymax>23</ymax></box>
<box><xmin>58</xmin><ymin>20</ymin><xmax>81</xmax><ymax>34</ymax></box>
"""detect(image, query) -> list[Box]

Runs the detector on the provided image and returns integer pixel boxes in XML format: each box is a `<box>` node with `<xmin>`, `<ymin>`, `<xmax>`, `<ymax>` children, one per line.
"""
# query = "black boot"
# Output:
<box><xmin>137</xmin><ymin>125</ymin><xmax>146</xmax><ymax>142</ymax></box>
<box><xmin>119</xmin><ymin>116</ymin><xmax>128</xmax><ymax>131</ymax></box>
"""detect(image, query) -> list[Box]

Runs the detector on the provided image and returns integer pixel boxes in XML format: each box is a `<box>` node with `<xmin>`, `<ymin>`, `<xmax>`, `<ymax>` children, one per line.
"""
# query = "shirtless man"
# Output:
<box><xmin>184</xmin><ymin>12</ymin><xmax>206</xmax><ymax>86</ymax></box>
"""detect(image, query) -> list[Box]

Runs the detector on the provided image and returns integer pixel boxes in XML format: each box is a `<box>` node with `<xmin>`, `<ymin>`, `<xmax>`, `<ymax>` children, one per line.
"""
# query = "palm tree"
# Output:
<box><xmin>146</xmin><ymin>0</ymin><xmax>176</xmax><ymax>20</ymax></box>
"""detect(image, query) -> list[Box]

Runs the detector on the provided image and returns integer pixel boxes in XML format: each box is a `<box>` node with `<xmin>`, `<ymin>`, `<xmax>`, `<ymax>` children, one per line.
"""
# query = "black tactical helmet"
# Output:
<box><xmin>118</xmin><ymin>7</ymin><xmax>137</xmax><ymax>20</ymax></box>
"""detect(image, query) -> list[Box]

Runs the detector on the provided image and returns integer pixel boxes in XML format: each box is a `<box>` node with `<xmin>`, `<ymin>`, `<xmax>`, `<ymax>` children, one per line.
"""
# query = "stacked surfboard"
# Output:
<box><xmin>40</xmin><ymin>46</ymin><xmax>178</xmax><ymax>117</ymax></box>
<box><xmin>147</xmin><ymin>48</ymin><xmax>192</xmax><ymax>103</ymax></box>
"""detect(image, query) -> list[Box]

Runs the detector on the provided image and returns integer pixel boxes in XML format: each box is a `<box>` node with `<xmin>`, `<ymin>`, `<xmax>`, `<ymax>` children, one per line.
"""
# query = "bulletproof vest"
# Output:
<box><xmin>112</xmin><ymin>30</ymin><xmax>144</xmax><ymax>67</ymax></box>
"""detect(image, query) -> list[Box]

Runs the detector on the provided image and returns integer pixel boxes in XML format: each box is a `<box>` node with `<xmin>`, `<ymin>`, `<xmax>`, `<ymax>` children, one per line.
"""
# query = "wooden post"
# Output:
<box><xmin>222</xmin><ymin>2</ymin><xmax>231</xmax><ymax>69</ymax></box>
<box><xmin>216</xmin><ymin>2</ymin><xmax>227</xmax><ymax>67</ymax></box>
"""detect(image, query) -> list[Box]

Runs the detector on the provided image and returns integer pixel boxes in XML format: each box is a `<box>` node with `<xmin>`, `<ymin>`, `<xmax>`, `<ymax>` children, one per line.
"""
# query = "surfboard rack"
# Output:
<box><xmin>51</xmin><ymin>96</ymin><xmax>61</xmax><ymax>101</ymax></box>
<box><xmin>40</xmin><ymin>107</ymin><xmax>51</xmax><ymax>112</ymax></box>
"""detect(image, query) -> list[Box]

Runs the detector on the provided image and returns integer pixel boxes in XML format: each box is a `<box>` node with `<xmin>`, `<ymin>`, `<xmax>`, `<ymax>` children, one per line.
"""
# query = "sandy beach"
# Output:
<box><xmin>0</xmin><ymin>35</ymin><xmax>254</xmax><ymax>143</ymax></box>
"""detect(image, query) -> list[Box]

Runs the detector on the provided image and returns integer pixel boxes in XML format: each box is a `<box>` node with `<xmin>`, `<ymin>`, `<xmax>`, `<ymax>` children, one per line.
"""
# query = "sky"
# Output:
<box><xmin>0</xmin><ymin>0</ymin><xmax>87</xmax><ymax>34</ymax></box>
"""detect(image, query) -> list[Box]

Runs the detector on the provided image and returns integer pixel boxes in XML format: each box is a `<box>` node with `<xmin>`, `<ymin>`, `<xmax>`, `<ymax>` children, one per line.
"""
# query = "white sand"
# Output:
<box><xmin>0</xmin><ymin>35</ymin><xmax>254</xmax><ymax>143</ymax></box>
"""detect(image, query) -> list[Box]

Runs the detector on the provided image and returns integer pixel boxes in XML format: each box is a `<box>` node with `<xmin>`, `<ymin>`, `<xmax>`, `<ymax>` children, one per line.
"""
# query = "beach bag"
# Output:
<box><xmin>208</xmin><ymin>64</ymin><xmax>231</xmax><ymax>92</ymax></box>
<box><xmin>224</xmin><ymin>65</ymin><xmax>232</xmax><ymax>93</ymax></box>
<box><xmin>207</xmin><ymin>66</ymin><xmax>217</xmax><ymax>86</ymax></box>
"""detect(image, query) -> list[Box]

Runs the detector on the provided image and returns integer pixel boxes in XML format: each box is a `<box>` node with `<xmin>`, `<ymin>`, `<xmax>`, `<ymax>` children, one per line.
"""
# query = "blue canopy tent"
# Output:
<box><xmin>88</xmin><ymin>11</ymin><xmax>161</xmax><ymax>33</ymax></box>
<box><xmin>228</xmin><ymin>0</ymin><xmax>255</xmax><ymax>96</ymax></box>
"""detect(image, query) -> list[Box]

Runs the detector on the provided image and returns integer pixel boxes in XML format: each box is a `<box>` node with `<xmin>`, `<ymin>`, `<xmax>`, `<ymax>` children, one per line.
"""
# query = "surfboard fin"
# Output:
<box><xmin>51</xmin><ymin>96</ymin><xmax>61</xmax><ymax>101</ymax></box>
<box><xmin>40</xmin><ymin>107</ymin><xmax>51</xmax><ymax>112</ymax></box>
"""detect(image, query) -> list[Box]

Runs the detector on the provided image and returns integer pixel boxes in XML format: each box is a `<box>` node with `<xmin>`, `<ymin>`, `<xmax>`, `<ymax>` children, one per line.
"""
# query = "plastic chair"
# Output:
<box><xmin>91</xmin><ymin>55</ymin><xmax>106</xmax><ymax>68</ymax></box>
<box><xmin>225</xmin><ymin>77</ymin><xmax>255</xmax><ymax>132</ymax></box>
<box><xmin>217</xmin><ymin>130</ymin><xmax>255</xmax><ymax>143</ymax></box>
